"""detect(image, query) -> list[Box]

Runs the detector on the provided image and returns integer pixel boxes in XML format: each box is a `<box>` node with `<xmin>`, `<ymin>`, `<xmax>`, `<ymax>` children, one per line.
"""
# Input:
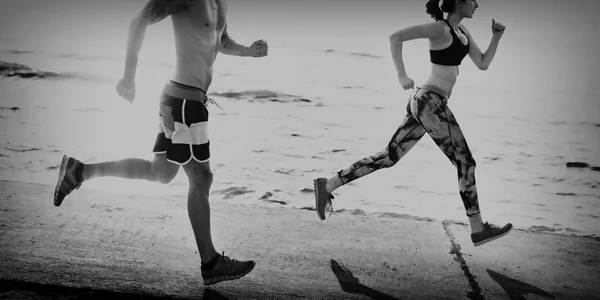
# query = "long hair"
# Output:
<box><xmin>425</xmin><ymin>0</ymin><xmax>464</xmax><ymax>21</ymax></box>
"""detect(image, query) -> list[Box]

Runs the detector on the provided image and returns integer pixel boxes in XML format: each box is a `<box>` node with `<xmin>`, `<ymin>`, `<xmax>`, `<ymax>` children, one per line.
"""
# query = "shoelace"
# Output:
<box><xmin>325</xmin><ymin>195</ymin><xmax>335</xmax><ymax>218</ymax></box>
<box><xmin>62</xmin><ymin>161</ymin><xmax>83</xmax><ymax>194</ymax></box>
<box><xmin>485</xmin><ymin>222</ymin><xmax>501</xmax><ymax>230</ymax></box>
<box><xmin>220</xmin><ymin>252</ymin><xmax>237</xmax><ymax>267</ymax></box>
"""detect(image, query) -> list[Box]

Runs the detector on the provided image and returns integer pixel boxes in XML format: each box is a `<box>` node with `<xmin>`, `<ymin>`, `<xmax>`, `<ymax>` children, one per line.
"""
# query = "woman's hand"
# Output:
<box><xmin>398</xmin><ymin>74</ymin><xmax>415</xmax><ymax>90</ymax></box>
<box><xmin>492</xmin><ymin>19</ymin><xmax>506</xmax><ymax>37</ymax></box>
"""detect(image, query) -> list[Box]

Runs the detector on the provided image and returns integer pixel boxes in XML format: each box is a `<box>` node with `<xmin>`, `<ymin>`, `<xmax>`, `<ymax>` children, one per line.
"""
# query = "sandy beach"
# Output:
<box><xmin>1</xmin><ymin>0</ymin><xmax>600</xmax><ymax>239</ymax></box>
<box><xmin>1</xmin><ymin>180</ymin><xmax>599</xmax><ymax>299</ymax></box>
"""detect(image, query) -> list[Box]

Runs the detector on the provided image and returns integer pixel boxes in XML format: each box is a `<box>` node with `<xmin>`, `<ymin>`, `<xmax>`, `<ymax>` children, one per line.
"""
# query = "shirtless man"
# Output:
<box><xmin>53</xmin><ymin>0</ymin><xmax>268</xmax><ymax>285</ymax></box>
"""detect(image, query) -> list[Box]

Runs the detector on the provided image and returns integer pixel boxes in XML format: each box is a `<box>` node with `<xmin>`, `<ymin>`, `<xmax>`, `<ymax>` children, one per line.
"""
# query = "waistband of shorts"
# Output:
<box><xmin>417</xmin><ymin>85</ymin><xmax>448</xmax><ymax>99</ymax></box>
<box><xmin>163</xmin><ymin>80</ymin><xmax>207</xmax><ymax>103</ymax></box>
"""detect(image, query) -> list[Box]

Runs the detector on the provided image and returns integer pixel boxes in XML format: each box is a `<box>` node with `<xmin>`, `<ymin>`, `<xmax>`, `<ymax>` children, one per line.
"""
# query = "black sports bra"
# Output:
<box><xmin>430</xmin><ymin>20</ymin><xmax>470</xmax><ymax>66</ymax></box>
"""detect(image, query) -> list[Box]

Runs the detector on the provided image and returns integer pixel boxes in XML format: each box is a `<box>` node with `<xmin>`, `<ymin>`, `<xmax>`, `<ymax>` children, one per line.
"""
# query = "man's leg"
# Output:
<box><xmin>181</xmin><ymin>160</ymin><xmax>218</xmax><ymax>262</ymax></box>
<box><xmin>410</xmin><ymin>90</ymin><xmax>512</xmax><ymax>246</ymax></box>
<box><xmin>54</xmin><ymin>153</ymin><xmax>179</xmax><ymax>206</ymax></box>
<box><xmin>181</xmin><ymin>160</ymin><xmax>255</xmax><ymax>285</ymax></box>
<box><xmin>314</xmin><ymin>102</ymin><xmax>427</xmax><ymax>220</ymax></box>
<box><xmin>82</xmin><ymin>154</ymin><xmax>179</xmax><ymax>184</ymax></box>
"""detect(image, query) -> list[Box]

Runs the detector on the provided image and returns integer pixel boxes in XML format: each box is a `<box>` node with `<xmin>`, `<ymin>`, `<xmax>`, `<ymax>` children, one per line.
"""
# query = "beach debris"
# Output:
<box><xmin>0</xmin><ymin>106</ymin><xmax>20</xmax><ymax>111</ymax></box>
<box><xmin>300</xmin><ymin>206</ymin><xmax>316</xmax><ymax>211</ymax></box>
<box><xmin>322</xmin><ymin>48</ymin><xmax>383</xmax><ymax>59</ymax></box>
<box><xmin>263</xmin><ymin>199</ymin><xmax>287</xmax><ymax>205</ymax></box>
<box><xmin>258</xmin><ymin>191</ymin><xmax>287</xmax><ymax>205</ymax></box>
<box><xmin>259</xmin><ymin>191</ymin><xmax>272</xmax><ymax>200</ymax></box>
<box><xmin>212</xmin><ymin>186</ymin><xmax>254</xmax><ymax>200</ymax></box>
<box><xmin>566</xmin><ymin>162</ymin><xmax>600</xmax><ymax>171</ymax></box>
<box><xmin>566</xmin><ymin>162</ymin><xmax>589</xmax><ymax>168</ymax></box>
<box><xmin>0</xmin><ymin>61</ymin><xmax>62</xmax><ymax>79</ymax></box>
<box><xmin>275</xmin><ymin>169</ymin><xmax>293</xmax><ymax>175</ymax></box>
<box><xmin>208</xmin><ymin>90</ymin><xmax>312</xmax><ymax>103</ymax></box>
<box><xmin>299</xmin><ymin>188</ymin><xmax>314</xmax><ymax>193</ymax></box>
<box><xmin>6</xmin><ymin>146</ymin><xmax>42</xmax><ymax>152</ymax></box>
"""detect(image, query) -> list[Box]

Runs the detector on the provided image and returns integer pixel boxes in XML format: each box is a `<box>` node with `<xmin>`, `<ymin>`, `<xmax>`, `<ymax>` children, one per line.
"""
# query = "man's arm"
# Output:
<box><xmin>122</xmin><ymin>0</ymin><xmax>190</xmax><ymax>80</ymax></box>
<box><xmin>219</xmin><ymin>25</ymin><xmax>250</xmax><ymax>56</ymax></box>
<box><xmin>220</xmin><ymin>25</ymin><xmax>268</xmax><ymax>57</ymax></box>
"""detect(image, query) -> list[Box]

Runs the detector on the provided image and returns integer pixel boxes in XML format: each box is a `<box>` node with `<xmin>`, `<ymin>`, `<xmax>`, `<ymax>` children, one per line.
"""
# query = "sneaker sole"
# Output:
<box><xmin>314</xmin><ymin>179</ymin><xmax>326</xmax><ymax>221</ymax></box>
<box><xmin>473</xmin><ymin>226</ymin><xmax>513</xmax><ymax>247</ymax></box>
<box><xmin>202</xmin><ymin>262</ymin><xmax>255</xmax><ymax>286</ymax></box>
<box><xmin>53</xmin><ymin>155</ymin><xmax>69</xmax><ymax>207</ymax></box>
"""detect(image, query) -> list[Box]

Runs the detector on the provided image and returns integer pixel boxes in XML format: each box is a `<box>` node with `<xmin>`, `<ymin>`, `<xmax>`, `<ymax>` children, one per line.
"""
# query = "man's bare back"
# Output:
<box><xmin>117</xmin><ymin>0</ymin><xmax>267</xmax><ymax>101</ymax></box>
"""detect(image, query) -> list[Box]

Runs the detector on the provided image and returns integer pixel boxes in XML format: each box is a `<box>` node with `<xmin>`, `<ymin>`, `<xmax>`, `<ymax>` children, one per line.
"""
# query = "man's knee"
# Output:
<box><xmin>152</xmin><ymin>162</ymin><xmax>179</xmax><ymax>184</ymax></box>
<box><xmin>186</xmin><ymin>162</ymin><xmax>213</xmax><ymax>188</ymax></box>
<box><xmin>157</xmin><ymin>170</ymin><xmax>178</xmax><ymax>184</ymax></box>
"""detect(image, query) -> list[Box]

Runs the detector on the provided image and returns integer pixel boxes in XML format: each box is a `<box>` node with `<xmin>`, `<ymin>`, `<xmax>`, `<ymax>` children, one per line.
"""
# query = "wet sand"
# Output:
<box><xmin>1</xmin><ymin>180</ymin><xmax>599</xmax><ymax>299</ymax></box>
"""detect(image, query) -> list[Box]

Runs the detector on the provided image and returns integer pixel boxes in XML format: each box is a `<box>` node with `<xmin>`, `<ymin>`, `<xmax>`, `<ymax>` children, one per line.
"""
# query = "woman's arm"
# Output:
<box><xmin>389</xmin><ymin>22</ymin><xmax>445</xmax><ymax>89</ymax></box>
<box><xmin>462</xmin><ymin>19</ymin><xmax>506</xmax><ymax>71</ymax></box>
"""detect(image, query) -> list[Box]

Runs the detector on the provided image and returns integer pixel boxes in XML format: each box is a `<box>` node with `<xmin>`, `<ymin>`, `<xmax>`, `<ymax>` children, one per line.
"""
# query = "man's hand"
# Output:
<box><xmin>248</xmin><ymin>39</ymin><xmax>268</xmax><ymax>57</ymax></box>
<box><xmin>116</xmin><ymin>77</ymin><xmax>136</xmax><ymax>103</ymax></box>
<box><xmin>492</xmin><ymin>19</ymin><xmax>506</xmax><ymax>37</ymax></box>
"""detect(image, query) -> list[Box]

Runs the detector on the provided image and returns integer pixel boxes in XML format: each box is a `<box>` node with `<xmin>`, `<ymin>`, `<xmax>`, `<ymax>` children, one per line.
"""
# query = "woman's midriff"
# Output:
<box><xmin>422</xmin><ymin>64</ymin><xmax>459</xmax><ymax>99</ymax></box>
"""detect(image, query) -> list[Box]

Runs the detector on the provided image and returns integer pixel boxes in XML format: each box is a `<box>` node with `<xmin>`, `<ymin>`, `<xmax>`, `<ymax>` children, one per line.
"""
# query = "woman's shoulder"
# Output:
<box><xmin>427</xmin><ymin>20</ymin><xmax>451</xmax><ymax>37</ymax></box>
<box><xmin>458</xmin><ymin>23</ymin><xmax>471</xmax><ymax>34</ymax></box>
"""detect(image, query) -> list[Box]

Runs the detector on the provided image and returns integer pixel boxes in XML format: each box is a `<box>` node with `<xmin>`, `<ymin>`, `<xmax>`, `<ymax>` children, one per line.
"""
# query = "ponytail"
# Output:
<box><xmin>426</xmin><ymin>0</ymin><xmax>462</xmax><ymax>21</ymax></box>
<box><xmin>426</xmin><ymin>0</ymin><xmax>444</xmax><ymax>21</ymax></box>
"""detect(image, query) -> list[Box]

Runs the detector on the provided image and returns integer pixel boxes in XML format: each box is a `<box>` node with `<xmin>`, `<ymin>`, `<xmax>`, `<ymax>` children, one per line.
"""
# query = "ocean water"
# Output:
<box><xmin>1</xmin><ymin>0</ymin><xmax>599</xmax><ymax>237</ymax></box>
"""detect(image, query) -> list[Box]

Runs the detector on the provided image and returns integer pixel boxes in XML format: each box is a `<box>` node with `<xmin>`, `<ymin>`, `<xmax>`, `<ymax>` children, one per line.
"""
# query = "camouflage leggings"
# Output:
<box><xmin>337</xmin><ymin>87</ymin><xmax>480</xmax><ymax>217</ymax></box>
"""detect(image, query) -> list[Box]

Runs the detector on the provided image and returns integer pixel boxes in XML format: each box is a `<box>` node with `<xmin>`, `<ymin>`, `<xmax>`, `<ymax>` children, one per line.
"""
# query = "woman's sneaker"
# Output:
<box><xmin>54</xmin><ymin>155</ymin><xmax>84</xmax><ymax>207</ymax></box>
<box><xmin>471</xmin><ymin>222</ymin><xmax>513</xmax><ymax>246</ymax></box>
<box><xmin>201</xmin><ymin>253</ymin><xmax>255</xmax><ymax>285</ymax></box>
<box><xmin>314</xmin><ymin>178</ymin><xmax>334</xmax><ymax>220</ymax></box>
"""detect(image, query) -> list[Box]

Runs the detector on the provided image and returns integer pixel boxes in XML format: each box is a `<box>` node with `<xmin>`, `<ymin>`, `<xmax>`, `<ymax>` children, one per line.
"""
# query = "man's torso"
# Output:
<box><xmin>170</xmin><ymin>0</ymin><xmax>227</xmax><ymax>91</ymax></box>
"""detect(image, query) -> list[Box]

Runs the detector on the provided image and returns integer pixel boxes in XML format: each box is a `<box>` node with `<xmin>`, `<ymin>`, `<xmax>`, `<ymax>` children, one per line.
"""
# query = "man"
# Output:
<box><xmin>53</xmin><ymin>0</ymin><xmax>268</xmax><ymax>285</ymax></box>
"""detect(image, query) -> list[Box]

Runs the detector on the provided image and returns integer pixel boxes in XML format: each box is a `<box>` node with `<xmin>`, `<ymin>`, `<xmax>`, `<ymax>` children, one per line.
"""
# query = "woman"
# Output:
<box><xmin>313</xmin><ymin>0</ymin><xmax>512</xmax><ymax>246</ymax></box>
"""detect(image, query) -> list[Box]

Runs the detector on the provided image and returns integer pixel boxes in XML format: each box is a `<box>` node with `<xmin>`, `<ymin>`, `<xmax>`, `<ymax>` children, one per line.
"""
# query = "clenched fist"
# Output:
<box><xmin>398</xmin><ymin>74</ymin><xmax>415</xmax><ymax>90</ymax></box>
<box><xmin>249</xmin><ymin>39</ymin><xmax>268</xmax><ymax>58</ymax></box>
<box><xmin>492</xmin><ymin>19</ymin><xmax>506</xmax><ymax>36</ymax></box>
<box><xmin>116</xmin><ymin>77</ymin><xmax>135</xmax><ymax>103</ymax></box>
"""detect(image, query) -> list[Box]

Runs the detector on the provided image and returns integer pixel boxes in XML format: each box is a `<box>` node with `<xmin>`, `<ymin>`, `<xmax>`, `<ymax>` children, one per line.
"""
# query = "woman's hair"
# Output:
<box><xmin>426</xmin><ymin>0</ymin><xmax>465</xmax><ymax>21</ymax></box>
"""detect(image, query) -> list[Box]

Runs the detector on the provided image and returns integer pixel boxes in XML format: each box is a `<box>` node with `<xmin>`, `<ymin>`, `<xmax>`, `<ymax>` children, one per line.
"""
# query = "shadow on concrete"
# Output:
<box><xmin>0</xmin><ymin>279</ymin><xmax>230</xmax><ymax>300</ymax></box>
<box><xmin>0</xmin><ymin>279</ymin><xmax>179</xmax><ymax>299</ymax></box>
<box><xmin>487</xmin><ymin>269</ymin><xmax>555</xmax><ymax>300</ymax></box>
<box><xmin>330</xmin><ymin>259</ymin><xmax>402</xmax><ymax>300</ymax></box>
<box><xmin>203</xmin><ymin>288</ymin><xmax>230</xmax><ymax>300</ymax></box>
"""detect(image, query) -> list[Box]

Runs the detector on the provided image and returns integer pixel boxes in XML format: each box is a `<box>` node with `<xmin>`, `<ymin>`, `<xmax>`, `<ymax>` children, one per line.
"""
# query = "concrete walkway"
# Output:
<box><xmin>1</xmin><ymin>180</ymin><xmax>599</xmax><ymax>299</ymax></box>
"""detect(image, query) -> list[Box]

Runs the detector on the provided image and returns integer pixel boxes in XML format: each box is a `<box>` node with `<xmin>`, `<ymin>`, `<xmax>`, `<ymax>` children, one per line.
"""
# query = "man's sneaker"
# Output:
<box><xmin>314</xmin><ymin>178</ymin><xmax>334</xmax><ymax>221</ymax></box>
<box><xmin>471</xmin><ymin>222</ymin><xmax>512</xmax><ymax>246</ymax></box>
<box><xmin>201</xmin><ymin>253</ymin><xmax>255</xmax><ymax>285</ymax></box>
<box><xmin>54</xmin><ymin>155</ymin><xmax>84</xmax><ymax>207</ymax></box>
